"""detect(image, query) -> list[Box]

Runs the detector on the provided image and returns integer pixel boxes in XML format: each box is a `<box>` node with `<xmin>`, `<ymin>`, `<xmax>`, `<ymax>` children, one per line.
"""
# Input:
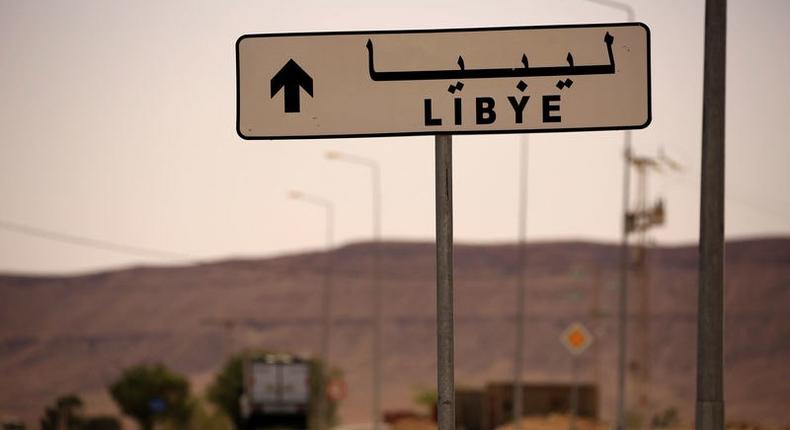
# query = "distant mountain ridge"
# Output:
<box><xmin>1</xmin><ymin>238</ymin><xmax>788</xmax><ymax>427</ymax></box>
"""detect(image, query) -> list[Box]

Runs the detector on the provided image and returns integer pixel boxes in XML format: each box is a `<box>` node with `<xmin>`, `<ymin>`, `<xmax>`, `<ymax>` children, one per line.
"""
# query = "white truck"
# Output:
<box><xmin>240</xmin><ymin>354</ymin><xmax>311</xmax><ymax>430</ymax></box>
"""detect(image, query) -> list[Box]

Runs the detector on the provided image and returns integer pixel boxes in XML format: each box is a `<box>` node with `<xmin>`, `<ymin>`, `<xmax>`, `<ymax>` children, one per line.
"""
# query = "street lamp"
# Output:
<box><xmin>584</xmin><ymin>0</ymin><xmax>635</xmax><ymax>21</ymax></box>
<box><xmin>583</xmin><ymin>2</ymin><xmax>635</xmax><ymax>429</ymax></box>
<box><xmin>288</xmin><ymin>189</ymin><xmax>334</xmax><ymax>430</ymax></box>
<box><xmin>513</xmin><ymin>135</ymin><xmax>529</xmax><ymax>430</ymax></box>
<box><xmin>325</xmin><ymin>150</ymin><xmax>383</xmax><ymax>430</ymax></box>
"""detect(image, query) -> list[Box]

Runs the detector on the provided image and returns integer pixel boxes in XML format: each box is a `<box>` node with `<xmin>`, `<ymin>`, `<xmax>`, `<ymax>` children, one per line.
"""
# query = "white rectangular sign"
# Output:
<box><xmin>236</xmin><ymin>23</ymin><xmax>651</xmax><ymax>140</ymax></box>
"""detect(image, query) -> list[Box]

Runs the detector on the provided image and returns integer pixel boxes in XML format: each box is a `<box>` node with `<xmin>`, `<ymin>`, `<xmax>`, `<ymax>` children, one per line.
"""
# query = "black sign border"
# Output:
<box><xmin>236</xmin><ymin>22</ymin><xmax>651</xmax><ymax>140</ymax></box>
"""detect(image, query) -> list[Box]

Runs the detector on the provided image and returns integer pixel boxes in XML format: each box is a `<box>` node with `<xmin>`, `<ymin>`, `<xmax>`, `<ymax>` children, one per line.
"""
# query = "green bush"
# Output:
<box><xmin>108</xmin><ymin>363</ymin><xmax>192</xmax><ymax>430</ymax></box>
<box><xmin>40</xmin><ymin>394</ymin><xmax>121</xmax><ymax>430</ymax></box>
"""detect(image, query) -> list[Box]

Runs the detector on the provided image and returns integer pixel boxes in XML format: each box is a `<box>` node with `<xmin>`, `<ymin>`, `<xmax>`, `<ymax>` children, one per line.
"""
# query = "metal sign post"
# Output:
<box><xmin>570</xmin><ymin>355</ymin><xmax>579</xmax><ymax>430</ymax></box>
<box><xmin>560</xmin><ymin>323</ymin><xmax>593</xmax><ymax>430</ymax></box>
<box><xmin>435</xmin><ymin>134</ymin><xmax>455</xmax><ymax>430</ymax></box>
<box><xmin>697</xmin><ymin>1</ymin><xmax>726</xmax><ymax>429</ymax></box>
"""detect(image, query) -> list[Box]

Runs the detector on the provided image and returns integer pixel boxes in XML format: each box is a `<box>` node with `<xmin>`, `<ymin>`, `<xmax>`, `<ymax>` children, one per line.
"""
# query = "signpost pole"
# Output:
<box><xmin>696</xmin><ymin>1</ymin><xmax>726</xmax><ymax>429</ymax></box>
<box><xmin>570</xmin><ymin>356</ymin><xmax>579</xmax><ymax>430</ymax></box>
<box><xmin>435</xmin><ymin>134</ymin><xmax>455</xmax><ymax>430</ymax></box>
<box><xmin>560</xmin><ymin>324</ymin><xmax>592</xmax><ymax>430</ymax></box>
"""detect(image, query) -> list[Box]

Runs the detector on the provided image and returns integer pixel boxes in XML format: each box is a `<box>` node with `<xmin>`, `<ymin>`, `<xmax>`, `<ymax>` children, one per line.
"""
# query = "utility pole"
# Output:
<box><xmin>590</xmin><ymin>266</ymin><xmax>602</xmax><ymax>429</ymax></box>
<box><xmin>627</xmin><ymin>153</ymin><xmax>663</xmax><ymax>415</ymax></box>
<box><xmin>697</xmin><ymin>1</ymin><xmax>726</xmax><ymax>429</ymax></box>
<box><xmin>625</xmin><ymin>146</ymin><xmax>685</xmax><ymax>419</ymax></box>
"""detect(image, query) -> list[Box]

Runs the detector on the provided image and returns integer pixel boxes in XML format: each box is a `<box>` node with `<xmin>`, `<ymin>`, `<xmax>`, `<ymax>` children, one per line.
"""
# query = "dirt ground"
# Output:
<box><xmin>389</xmin><ymin>414</ymin><xmax>603</xmax><ymax>430</ymax></box>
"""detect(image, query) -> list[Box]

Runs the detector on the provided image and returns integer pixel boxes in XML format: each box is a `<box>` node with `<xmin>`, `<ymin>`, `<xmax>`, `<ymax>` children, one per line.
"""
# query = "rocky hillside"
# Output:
<box><xmin>1</xmin><ymin>239</ymin><xmax>788</xmax><ymax>427</ymax></box>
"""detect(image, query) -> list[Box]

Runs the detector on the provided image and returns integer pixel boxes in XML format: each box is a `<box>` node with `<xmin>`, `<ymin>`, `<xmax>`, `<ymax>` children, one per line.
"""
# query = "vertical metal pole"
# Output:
<box><xmin>696</xmin><ymin>1</ymin><xmax>726</xmax><ymax>429</ymax></box>
<box><xmin>291</xmin><ymin>191</ymin><xmax>336</xmax><ymax>430</ymax></box>
<box><xmin>633</xmin><ymin>162</ymin><xmax>648</xmax><ymax>412</ymax></box>
<box><xmin>325</xmin><ymin>152</ymin><xmax>383</xmax><ymax>429</ymax></box>
<box><xmin>372</xmin><ymin>164</ymin><xmax>383</xmax><ymax>430</ymax></box>
<box><xmin>616</xmin><ymin>134</ymin><xmax>632</xmax><ymax>430</ymax></box>
<box><xmin>320</xmin><ymin>204</ymin><xmax>334</xmax><ymax>430</ymax></box>
<box><xmin>570</xmin><ymin>356</ymin><xmax>579</xmax><ymax>430</ymax></box>
<box><xmin>591</xmin><ymin>268</ymin><xmax>602</xmax><ymax>429</ymax></box>
<box><xmin>435</xmin><ymin>134</ymin><xmax>455</xmax><ymax>430</ymax></box>
<box><xmin>513</xmin><ymin>136</ymin><xmax>528</xmax><ymax>430</ymax></box>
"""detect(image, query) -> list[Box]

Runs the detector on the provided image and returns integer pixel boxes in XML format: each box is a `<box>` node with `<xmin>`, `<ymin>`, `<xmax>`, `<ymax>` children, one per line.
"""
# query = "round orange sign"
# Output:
<box><xmin>326</xmin><ymin>379</ymin><xmax>347</xmax><ymax>401</ymax></box>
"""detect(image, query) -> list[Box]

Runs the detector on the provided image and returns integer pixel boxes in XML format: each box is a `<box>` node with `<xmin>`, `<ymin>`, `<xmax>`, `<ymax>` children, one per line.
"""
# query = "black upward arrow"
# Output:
<box><xmin>270</xmin><ymin>59</ymin><xmax>313</xmax><ymax>113</ymax></box>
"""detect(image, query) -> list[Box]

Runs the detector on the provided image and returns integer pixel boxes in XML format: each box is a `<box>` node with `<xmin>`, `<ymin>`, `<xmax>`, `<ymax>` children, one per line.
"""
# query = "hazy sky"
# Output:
<box><xmin>1</xmin><ymin>0</ymin><xmax>789</xmax><ymax>273</ymax></box>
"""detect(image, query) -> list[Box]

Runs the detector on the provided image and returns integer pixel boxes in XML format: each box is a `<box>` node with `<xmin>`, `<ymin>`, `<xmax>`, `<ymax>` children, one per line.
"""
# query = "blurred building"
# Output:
<box><xmin>456</xmin><ymin>383</ymin><xmax>598</xmax><ymax>430</ymax></box>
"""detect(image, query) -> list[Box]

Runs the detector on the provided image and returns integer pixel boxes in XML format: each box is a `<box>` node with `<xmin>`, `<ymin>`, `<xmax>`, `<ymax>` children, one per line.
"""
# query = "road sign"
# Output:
<box><xmin>236</xmin><ymin>23</ymin><xmax>650</xmax><ymax>140</ymax></box>
<box><xmin>326</xmin><ymin>378</ymin><xmax>347</xmax><ymax>401</ymax></box>
<box><xmin>148</xmin><ymin>397</ymin><xmax>167</xmax><ymax>413</ymax></box>
<box><xmin>560</xmin><ymin>322</ymin><xmax>593</xmax><ymax>355</ymax></box>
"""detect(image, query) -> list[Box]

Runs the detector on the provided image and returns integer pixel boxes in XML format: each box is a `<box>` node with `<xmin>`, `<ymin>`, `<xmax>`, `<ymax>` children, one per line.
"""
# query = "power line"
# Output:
<box><xmin>0</xmin><ymin>219</ymin><xmax>192</xmax><ymax>260</ymax></box>
<box><xmin>663</xmin><ymin>174</ymin><xmax>790</xmax><ymax>224</ymax></box>
<box><xmin>657</xmin><ymin>145</ymin><xmax>790</xmax><ymax>223</ymax></box>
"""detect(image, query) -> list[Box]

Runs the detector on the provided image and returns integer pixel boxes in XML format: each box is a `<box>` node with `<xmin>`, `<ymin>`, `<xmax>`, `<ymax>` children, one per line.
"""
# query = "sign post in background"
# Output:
<box><xmin>560</xmin><ymin>323</ymin><xmax>593</xmax><ymax>430</ymax></box>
